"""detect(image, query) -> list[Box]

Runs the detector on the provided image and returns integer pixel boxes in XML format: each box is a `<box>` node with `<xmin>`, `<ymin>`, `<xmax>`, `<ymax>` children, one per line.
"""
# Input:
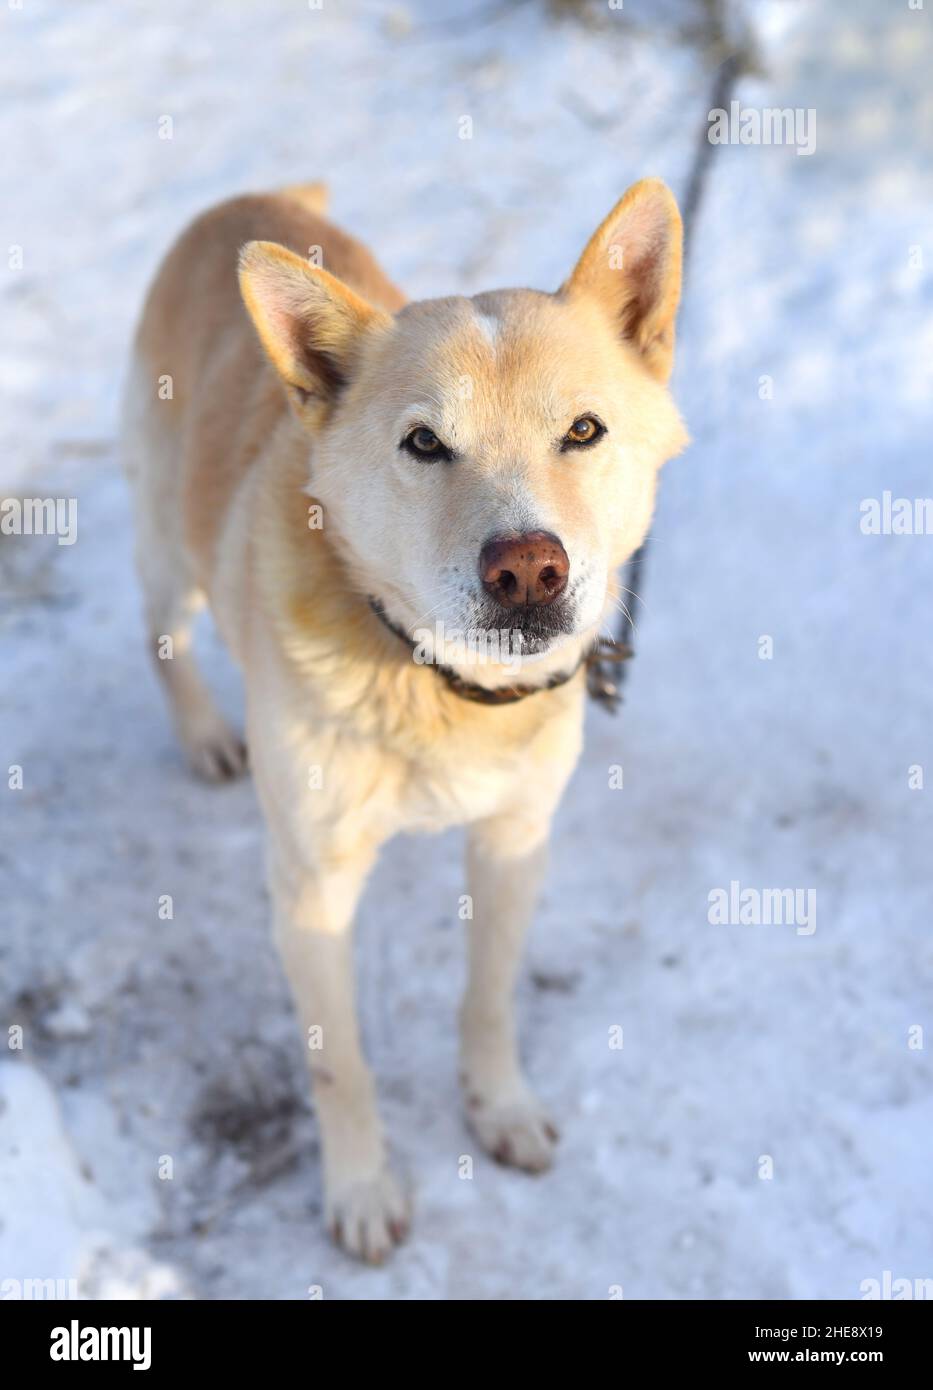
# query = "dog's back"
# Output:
<box><xmin>121</xmin><ymin>186</ymin><xmax>405</xmax><ymax>778</ymax></box>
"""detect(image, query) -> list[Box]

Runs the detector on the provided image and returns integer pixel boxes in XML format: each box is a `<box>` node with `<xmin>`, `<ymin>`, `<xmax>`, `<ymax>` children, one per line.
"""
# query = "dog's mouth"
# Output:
<box><xmin>383</xmin><ymin>580</ymin><xmax>585</xmax><ymax>670</ymax></box>
<box><xmin>471</xmin><ymin>595</ymin><xmax>576</xmax><ymax>658</ymax></box>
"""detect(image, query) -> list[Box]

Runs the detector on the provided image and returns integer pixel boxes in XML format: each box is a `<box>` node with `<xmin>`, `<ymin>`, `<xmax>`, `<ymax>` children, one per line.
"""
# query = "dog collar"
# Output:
<box><xmin>367</xmin><ymin>598</ymin><xmax>632</xmax><ymax>710</ymax></box>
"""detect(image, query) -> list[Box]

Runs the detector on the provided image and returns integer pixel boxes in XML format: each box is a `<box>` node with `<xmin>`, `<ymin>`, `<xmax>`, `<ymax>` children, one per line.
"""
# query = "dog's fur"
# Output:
<box><xmin>124</xmin><ymin>177</ymin><xmax>688</xmax><ymax>1262</ymax></box>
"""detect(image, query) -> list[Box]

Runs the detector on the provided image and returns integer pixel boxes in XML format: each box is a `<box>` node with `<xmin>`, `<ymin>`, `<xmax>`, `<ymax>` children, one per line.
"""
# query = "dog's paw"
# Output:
<box><xmin>182</xmin><ymin>720</ymin><xmax>248</xmax><ymax>783</ymax></box>
<box><xmin>465</xmin><ymin>1091</ymin><xmax>559</xmax><ymax>1173</ymax></box>
<box><xmin>325</xmin><ymin>1167</ymin><xmax>410</xmax><ymax>1265</ymax></box>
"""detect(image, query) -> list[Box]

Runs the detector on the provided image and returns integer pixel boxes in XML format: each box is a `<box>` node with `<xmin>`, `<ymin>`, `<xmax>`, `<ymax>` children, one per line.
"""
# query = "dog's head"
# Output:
<box><xmin>239</xmin><ymin>179</ymin><xmax>689</xmax><ymax>682</ymax></box>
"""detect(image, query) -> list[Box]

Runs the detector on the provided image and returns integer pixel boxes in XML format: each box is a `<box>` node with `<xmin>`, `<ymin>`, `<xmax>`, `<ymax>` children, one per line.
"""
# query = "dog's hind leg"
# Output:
<box><xmin>139</xmin><ymin>558</ymin><xmax>248</xmax><ymax>782</ymax></box>
<box><xmin>124</xmin><ymin>373</ymin><xmax>247</xmax><ymax>782</ymax></box>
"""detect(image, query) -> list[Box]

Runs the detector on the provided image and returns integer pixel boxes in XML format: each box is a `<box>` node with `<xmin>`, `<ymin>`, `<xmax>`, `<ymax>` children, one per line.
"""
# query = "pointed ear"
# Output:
<box><xmin>238</xmin><ymin>240</ymin><xmax>390</xmax><ymax>410</ymax></box>
<box><xmin>562</xmin><ymin>178</ymin><xmax>683</xmax><ymax>383</ymax></box>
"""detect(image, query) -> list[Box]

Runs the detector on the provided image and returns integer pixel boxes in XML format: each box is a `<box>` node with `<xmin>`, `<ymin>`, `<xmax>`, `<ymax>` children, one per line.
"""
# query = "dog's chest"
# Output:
<box><xmin>390</xmin><ymin>736</ymin><xmax>532</xmax><ymax>833</ymax></box>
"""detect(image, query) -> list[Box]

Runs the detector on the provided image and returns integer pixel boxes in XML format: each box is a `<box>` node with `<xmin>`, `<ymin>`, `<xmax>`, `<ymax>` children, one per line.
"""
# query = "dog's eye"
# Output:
<box><xmin>401</xmin><ymin>427</ymin><xmax>451</xmax><ymax>461</ymax></box>
<box><xmin>561</xmin><ymin>415</ymin><xmax>605</xmax><ymax>450</ymax></box>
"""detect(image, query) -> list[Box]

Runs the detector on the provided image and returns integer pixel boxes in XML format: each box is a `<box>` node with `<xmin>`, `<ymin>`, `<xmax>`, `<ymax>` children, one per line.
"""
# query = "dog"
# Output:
<box><xmin>123</xmin><ymin>177</ymin><xmax>688</xmax><ymax>1262</ymax></box>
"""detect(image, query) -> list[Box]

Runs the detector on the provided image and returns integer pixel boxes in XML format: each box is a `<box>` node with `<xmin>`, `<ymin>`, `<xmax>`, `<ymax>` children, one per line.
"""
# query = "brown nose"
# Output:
<box><xmin>479</xmin><ymin>530</ymin><xmax>570</xmax><ymax>608</ymax></box>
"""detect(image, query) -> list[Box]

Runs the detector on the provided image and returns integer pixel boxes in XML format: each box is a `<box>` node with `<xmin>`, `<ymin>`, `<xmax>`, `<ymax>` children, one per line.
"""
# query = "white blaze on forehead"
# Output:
<box><xmin>473</xmin><ymin>308</ymin><xmax>499</xmax><ymax>346</ymax></box>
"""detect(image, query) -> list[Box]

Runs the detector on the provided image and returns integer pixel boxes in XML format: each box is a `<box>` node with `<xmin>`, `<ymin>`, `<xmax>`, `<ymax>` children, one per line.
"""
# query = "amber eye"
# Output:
<box><xmin>402</xmin><ymin>426</ymin><xmax>452</xmax><ymax>461</ymax></box>
<box><xmin>563</xmin><ymin>415</ymin><xmax>604</xmax><ymax>448</ymax></box>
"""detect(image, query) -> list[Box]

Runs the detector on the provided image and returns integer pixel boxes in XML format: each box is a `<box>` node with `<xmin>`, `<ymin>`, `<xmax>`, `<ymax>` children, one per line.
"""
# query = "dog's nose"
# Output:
<box><xmin>479</xmin><ymin>530</ymin><xmax>570</xmax><ymax>608</ymax></box>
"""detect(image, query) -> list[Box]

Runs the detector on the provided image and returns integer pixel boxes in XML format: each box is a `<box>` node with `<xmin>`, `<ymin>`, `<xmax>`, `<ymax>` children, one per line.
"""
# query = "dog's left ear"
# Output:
<box><xmin>562</xmin><ymin>178</ymin><xmax>683</xmax><ymax>383</ymax></box>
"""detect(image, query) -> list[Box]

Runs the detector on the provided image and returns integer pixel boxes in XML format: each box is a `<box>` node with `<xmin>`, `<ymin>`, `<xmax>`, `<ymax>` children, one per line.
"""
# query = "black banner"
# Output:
<box><xmin>2</xmin><ymin>1298</ymin><xmax>928</xmax><ymax>1374</ymax></box>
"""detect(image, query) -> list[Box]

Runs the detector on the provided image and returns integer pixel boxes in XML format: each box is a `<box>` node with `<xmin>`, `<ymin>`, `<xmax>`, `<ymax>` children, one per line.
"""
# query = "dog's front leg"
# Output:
<box><xmin>268</xmin><ymin>844</ymin><xmax>409</xmax><ymax>1263</ymax></box>
<box><xmin>460</xmin><ymin>816</ymin><xmax>559</xmax><ymax>1172</ymax></box>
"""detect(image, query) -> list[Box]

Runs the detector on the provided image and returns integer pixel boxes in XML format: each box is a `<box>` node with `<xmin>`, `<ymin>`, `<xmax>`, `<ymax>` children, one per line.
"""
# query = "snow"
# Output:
<box><xmin>0</xmin><ymin>1061</ymin><xmax>188</xmax><ymax>1299</ymax></box>
<box><xmin>1</xmin><ymin>0</ymin><xmax>931</xmax><ymax>1299</ymax></box>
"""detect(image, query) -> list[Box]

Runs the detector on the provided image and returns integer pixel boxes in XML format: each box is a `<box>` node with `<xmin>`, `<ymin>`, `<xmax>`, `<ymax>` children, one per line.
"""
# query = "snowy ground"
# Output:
<box><xmin>1</xmin><ymin>0</ymin><xmax>931</xmax><ymax>1300</ymax></box>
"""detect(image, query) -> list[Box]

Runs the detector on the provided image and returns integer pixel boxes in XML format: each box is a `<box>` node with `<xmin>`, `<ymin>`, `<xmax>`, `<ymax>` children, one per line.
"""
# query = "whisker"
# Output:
<box><xmin>411</xmin><ymin>581</ymin><xmax>467</xmax><ymax>628</ymax></box>
<box><xmin>605</xmin><ymin>594</ymin><xmax>638</xmax><ymax>637</ymax></box>
<box><xmin>616</xmin><ymin>583</ymin><xmax>648</xmax><ymax>613</ymax></box>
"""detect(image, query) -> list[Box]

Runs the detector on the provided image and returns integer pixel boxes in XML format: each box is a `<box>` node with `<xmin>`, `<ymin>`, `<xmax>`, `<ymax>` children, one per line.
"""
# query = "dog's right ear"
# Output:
<box><xmin>238</xmin><ymin>241</ymin><xmax>390</xmax><ymax>412</ymax></box>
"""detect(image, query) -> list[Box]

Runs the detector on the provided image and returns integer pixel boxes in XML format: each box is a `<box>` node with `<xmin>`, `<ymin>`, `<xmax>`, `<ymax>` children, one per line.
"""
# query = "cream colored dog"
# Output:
<box><xmin>124</xmin><ymin>178</ymin><xmax>688</xmax><ymax>1262</ymax></box>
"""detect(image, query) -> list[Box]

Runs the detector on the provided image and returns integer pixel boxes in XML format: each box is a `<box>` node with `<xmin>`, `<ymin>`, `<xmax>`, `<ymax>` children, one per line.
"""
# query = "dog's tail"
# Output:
<box><xmin>280</xmin><ymin>180</ymin><xmax>329</xmax><ymax>216</ymax></box>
